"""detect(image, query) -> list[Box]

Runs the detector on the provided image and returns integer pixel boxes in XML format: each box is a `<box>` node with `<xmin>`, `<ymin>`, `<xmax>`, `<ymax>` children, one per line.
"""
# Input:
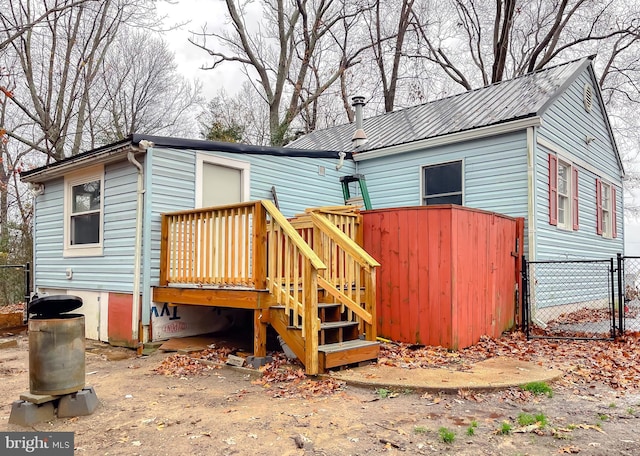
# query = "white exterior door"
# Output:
<box><xmin>196</xmin><ymin>154</ymin><xmax>250</xmax><ymax>208</ymax></box>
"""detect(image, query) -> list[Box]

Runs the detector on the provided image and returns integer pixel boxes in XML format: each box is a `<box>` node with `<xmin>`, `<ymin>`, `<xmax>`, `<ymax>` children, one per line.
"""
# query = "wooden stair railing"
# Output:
<box><xmin>308</xmin><ymin>211</ymin><xmax>380</xmax><ymax>342</ymax></box>
<box><xmin>261</xmin><ymin>200</ymin><xmax>326</xmax><ymax>374</ymax></box>
<box><xmin>289</xmin><ymin>207</ymin><xmax>379</xmax><ymax>340</ymax></box>
<box><xmin>284</xmin><ymin>206</ymin><xmax>380</xmax><ymax>370</ymax></box>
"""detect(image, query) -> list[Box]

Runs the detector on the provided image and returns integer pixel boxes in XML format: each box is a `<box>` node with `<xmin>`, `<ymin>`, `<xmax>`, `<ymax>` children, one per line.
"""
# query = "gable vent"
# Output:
<box><xmin>583</xmin><ymin>83</ymin><xmax>593</xmax><ymax>113</ymax></box>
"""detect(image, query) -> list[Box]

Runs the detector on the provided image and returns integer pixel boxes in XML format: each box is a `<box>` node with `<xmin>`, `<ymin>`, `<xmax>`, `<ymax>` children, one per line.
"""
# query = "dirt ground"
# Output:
<box><xmin>1</xmin><ymin>332</ymin><xmax>640</xmax><ymax>456</ymax></box>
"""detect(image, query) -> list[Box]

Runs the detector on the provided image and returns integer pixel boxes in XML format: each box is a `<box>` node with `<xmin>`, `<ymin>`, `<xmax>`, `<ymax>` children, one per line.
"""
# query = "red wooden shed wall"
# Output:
<box><xmin>362</xmin><ymin>205</ymin><xmax>522</xmax><ymax>349</ymax></box>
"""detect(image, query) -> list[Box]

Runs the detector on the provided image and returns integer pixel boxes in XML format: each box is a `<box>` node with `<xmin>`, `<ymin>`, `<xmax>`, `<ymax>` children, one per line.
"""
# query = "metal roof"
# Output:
<box><xmin>289</xmin><ymin>58</ymin><xmax>592</xmax><ymax>153</ymax></box>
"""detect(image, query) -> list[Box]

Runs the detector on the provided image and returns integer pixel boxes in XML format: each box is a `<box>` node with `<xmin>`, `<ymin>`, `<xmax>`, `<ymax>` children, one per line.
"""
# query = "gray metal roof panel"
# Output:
<box><xmin>289</xmin><ymin>58</ymin><xmax>588</xmax><ymax>152</ymax></box>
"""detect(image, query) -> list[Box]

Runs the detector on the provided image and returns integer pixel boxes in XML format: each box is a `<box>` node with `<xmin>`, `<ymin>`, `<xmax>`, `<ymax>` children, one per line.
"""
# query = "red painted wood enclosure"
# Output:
<box><xmin>363</xmin><ymin>205</ymin><xmax>524</xmax><ymax>349</ymax></box>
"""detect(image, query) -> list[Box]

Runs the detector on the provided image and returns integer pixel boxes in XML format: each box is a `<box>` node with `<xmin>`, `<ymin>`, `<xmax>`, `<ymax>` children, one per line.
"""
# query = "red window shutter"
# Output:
<box><xmin>549</xmin><ymin>154</ymin><xmax>557</xmax><ymax>226</ymax></box>
<box><xmin>572</xmin><ymin>167</ymin><xmax>579</xmax><ymax>230</ymax></box>
<box><xmin>596</xmin><ymin>179</ymin><xmax>602</xmax><ymax>235</ymax></box>
<box><xmin>612</xmin><ymin>186</ymin><xmax>617</xmax><ymax>238</ymax></box>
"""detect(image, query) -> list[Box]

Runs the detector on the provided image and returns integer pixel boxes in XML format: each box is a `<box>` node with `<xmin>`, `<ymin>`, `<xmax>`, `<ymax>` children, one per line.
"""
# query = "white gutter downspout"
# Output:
<box><xmin>127</xmin><ymin>140</ymin><xmax>151</xmax><ymax>353</ymax></box>
<box><xmin>526</xmin><ymin>127</ymin><xmax>536</xmax><ymax>262</ymax></box>
<box><xmin>526</xmin><ymin>126</ymin><xmax>545</xmax><ymax>327</ymax></box>
<box><xmin>335</xmin><ymin>152</ymin><xmax>346</xmax><ymax>170</ymax></box>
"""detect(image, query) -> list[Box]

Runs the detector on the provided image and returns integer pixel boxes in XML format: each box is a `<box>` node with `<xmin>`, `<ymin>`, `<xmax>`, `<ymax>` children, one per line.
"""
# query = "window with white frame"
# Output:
<box><xmin>602</xmin><ymin>183</ymin><xmax>611</xmax><ymax>236</ymax></box>
<box><xmin>557</xmin><ymin>160</ymin><xmax>570</xmax><ymax>229</ymax></box>
<box><xmin>64</xmin><ymin>166</ymin><xmax>104</xmax><ymax>257</ymax></box>
<box><xmin>548</xmin><ymin>154</ymin><xmax>579</xmax><ymax>230</ymax></box>
<box><xmin>596</xmin><ymin>179</ymin><xmax>617</xmax><ymax>238</ymax></box>
<box><xmin>422</xmin><ymin>161</ymin><xmax>462</xmax><ymax>206</ymax></box>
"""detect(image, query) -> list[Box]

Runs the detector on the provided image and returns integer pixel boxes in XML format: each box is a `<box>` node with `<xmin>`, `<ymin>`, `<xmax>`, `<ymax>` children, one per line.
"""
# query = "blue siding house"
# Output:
<box><xmin>291</xmin><ymin>56</ymin><xmax>625</xmax><ymax>261</ymax></box>
<box><xmin>20</xmin><ymin>56</ymin><xmax>624</xmax><ymax>351</ymax></box>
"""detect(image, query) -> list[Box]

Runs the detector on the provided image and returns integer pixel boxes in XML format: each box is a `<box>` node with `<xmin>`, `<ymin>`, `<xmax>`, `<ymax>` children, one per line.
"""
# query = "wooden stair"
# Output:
<box><xmin>269</xmin><ymin>301</ymin><xmax>379</xmax><ymax>372</ymax></box>
<box><xmin>156</xmin><ymin>201</ymin><xmax>380</xmax><ymax>374</ymax></box>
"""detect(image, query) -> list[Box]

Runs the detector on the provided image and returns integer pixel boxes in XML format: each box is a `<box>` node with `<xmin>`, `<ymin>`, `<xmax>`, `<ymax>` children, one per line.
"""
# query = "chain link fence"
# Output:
<box><xmin>0</xmin><ymin>264</ymin><xmax>30</xmax><ymax>308</ymax></box>
<box><xmin>522</xmin><ymin>258</ymin><xmax>616</xmax><ymax>340</ymax></box>
<box><xmin>621</xmin><ymin>256</ymin><xmax>640</xmax><ymax>333</ymax></box>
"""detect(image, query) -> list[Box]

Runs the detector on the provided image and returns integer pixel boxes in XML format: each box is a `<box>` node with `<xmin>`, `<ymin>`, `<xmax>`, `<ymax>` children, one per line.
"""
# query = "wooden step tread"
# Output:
<box><xmin>284</xmin><ymin>320</ymin><xmax>359</xmax><ymax>331</ymax></box>
<box><xmin>270</xmin><ymin>303</ymin><xmax>341</xmax><ymax>310</ymax></box>
<box><xmin>318</xmin><ymin>339</ymin><xmax>379</xmax><ymax>354</ymax></box>
<box><xmin>320</xmin><ymin>321</ymin><xmax>358</xmax><ymax>330</ymax></box>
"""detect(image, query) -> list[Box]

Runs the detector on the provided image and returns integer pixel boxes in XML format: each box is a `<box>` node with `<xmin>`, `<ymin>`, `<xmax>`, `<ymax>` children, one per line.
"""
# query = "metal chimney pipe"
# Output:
<box><xmin>351</xmin><ymin>95</ymin><xmax>367</xmax><ymax>148</ymax></box>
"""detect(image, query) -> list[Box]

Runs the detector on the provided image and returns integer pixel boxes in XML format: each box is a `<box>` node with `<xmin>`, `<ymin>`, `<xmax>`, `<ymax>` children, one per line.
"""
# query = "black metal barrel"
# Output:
<box><xmin>28</xmin><ymin>296</ymin><xmax>85</xmax><ymax>396</ymax></box>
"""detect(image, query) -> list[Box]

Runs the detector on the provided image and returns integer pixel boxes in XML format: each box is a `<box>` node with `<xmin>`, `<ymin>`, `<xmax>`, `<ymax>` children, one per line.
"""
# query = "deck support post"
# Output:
<box><xmin>252</xmin><ymin>309</ymin><xmax>267</xmax><ymax>359</ymax></box>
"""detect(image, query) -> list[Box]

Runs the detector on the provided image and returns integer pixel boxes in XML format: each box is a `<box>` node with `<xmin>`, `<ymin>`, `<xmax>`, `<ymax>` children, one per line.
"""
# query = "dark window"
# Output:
<box><xmin>423</xmin><ymin>161</ymin><xmax>462</xmax><ymax>206</ymax></box>
<box><xmin>71</xmin><ymin>214</ymin><xmax>100</xmax><ymax>244</ymax></box>
<box><xmin>70</xmin><ymin>180</ymin><xmax>101</xmax><ymax>245</ymax></box>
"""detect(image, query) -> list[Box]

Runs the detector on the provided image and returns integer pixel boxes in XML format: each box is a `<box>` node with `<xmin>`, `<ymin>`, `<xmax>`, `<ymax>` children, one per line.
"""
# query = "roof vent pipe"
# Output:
<box><xmin>351</xmin><ymin>95</ymin><xmax>368</xmax><ymax>148</ymax></box>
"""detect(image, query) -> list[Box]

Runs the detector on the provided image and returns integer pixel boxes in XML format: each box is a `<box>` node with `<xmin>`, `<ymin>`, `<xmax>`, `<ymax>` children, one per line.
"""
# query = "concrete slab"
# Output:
<box><xmin>329</xmin><ymin>357</ymin><xmax>563</xmax><ymax>392</ymax></box>
<box><xmin>19</xmin><ymin>392</ymin><xmax>60</xmax><ymax>405</ymax></box>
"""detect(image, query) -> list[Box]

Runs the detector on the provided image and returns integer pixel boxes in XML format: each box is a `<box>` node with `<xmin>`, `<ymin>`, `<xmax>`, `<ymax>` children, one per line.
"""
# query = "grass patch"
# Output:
<box><xmin>376</xmin><ymin>388</ymin><xmax>393</xmax><ymax>399</ymax></box>
<box><xmin>628</xmin><ymin>407</ymin><xmax>636</xmax><ymax>415</ymax></box>
<box><xmin>534</xmin><ymin>413</ymin><xmax>548</xmax><ymax>427</ymax></box>
<box><xmin>597</xmin><ymin>413</ymin><xmax>609</xmax><ymax>421</ymax></box>
<box><xmin>414</xmin><ymin>426</ymin><xmax>428</xmax><ymax>434</ymax></box>
<box><xmin>521</xmin><ymin>381</ymin><xmax>553</xmax><ymax>398</ymax></box>
<box><xmin>518</xmin><ymin>412</ymin><xmax>549</xmax><ymax>428</ymax></box>
<box><xmin>609</xmin><ymin>402</ymin><xmax>617</xmax><ymax>408</ymax></box>
<box><xmin>466</xmin><ymin>420</ymin><xmax>478</xmax><ymax>436</ymax></box>
<box><xmin>517</xmin><ymin>413</ymin><xmax>536</xmax><ymax>426</ymax></box>
<box><xmin>438</xmin><ymin>427</ymin><xmax>455</xmax><ymax>444</ymax></box>
<box><xmin>498</xmin><ymin>421</ymin><xmax>512</xmax><ymax>435</ymax></box>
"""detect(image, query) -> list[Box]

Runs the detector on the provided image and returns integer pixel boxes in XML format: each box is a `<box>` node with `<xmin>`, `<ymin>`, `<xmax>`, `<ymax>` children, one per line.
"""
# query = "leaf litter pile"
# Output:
<box><xmin>379</xmin><ymin>330</ymin><xmax>640</xmax><ymax>391</ymax></box>
<box><xmin>251</xmin><ymin>353</ymin><xmax>346</xmax><ymax>399</ymax></box>
<box><xmin>152</xmin><ymin>345</ymin><xmax>234</xmax><ymax>377</ymax></box>
<box><xmin>0</xmin><ymin>302</ymin><xmax>25</xmax><ymax>314</ymax></box>
<box><xmin>153</xmin><ymin>331</ymin><xmax>640</xmax><ymax>394</ymax></box>
<box><xmin>153</xmin><ymin>347</ymin><xmax>344</xmax><ymax>398</ymax></box>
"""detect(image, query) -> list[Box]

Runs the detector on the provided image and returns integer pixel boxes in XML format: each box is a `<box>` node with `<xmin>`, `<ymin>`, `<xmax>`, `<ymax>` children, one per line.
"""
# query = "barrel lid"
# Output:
<box><xmin>28</xmin><ymin>295</ymin><xmax>83</xmax><ymax>316</ymax></box>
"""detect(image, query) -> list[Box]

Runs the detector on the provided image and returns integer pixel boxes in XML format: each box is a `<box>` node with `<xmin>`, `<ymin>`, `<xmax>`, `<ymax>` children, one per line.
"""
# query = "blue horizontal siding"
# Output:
<box><xmin>534</xmin><ymin>67</ymin><xmax>624</xmax><ymax>261</ymax></box>
<box><xmin>33</xmin><ymin>160</ymin><xmax>142</xmax><ymax>294</ymax></box>
<box><xmin>207</xmin><ymin>151</ymin><xmax>355</xmax><ymax>217</ymax></box>
<box><xmin>148</xmin><ymin>148</ymin><xmax>197</xmax><ymax>288</ymax></box>
<box><xmin>539</xmin><ymin>69</ymin><xmax>621</xmax><ymax>184</ymax></box>
<box><xmin>357</xmin><ymin>131</ymin><xmax>529</xmax><ymax>218</ymax></box>
<box><xmin>534</xmin><ymin>144</ymin><xmax>623</xmax><ymax>260</ymax></box>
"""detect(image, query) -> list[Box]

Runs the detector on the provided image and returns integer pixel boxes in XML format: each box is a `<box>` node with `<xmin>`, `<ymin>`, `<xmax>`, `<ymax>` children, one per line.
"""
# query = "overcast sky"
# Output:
<box><xmin>157</xmin><ymin>0</ymin><xmax>246</xmax><ymax>98</ymax></box>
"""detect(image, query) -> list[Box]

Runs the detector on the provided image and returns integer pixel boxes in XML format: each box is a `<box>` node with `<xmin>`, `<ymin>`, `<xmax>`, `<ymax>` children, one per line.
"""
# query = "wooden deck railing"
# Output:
<box><xmin>159</xmin><ymin>201</ymin><xmax>262</xmax><ymax>287</ymax></box>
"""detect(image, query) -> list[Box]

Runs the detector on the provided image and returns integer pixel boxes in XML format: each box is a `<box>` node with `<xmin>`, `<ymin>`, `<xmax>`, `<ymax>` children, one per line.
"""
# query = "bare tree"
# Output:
<box><xmin>411</xmin><ymin>0</ymin><xmax>640</xmax><ymax>88</ymax></box>
<box><xmin>362</xmin><ymin>0</ymin><xmax>417</xmax><ymax>112</ymax></box>
<box><xmin>191</xmin><ymin>0</ymin><xmax>373</xmax><ymax>145</ymax></box>
<box><xmin>0</xmin><ymin>89</ymin><xmax>34</xmax><ymax>265</ymax></box>
<box><xmin>94</xmin><ymin>29</ymin><xmax>202</xmax><ymax>143</ymax></box>
<box><xmin>0</xmin><ymin>0</ymin><xmax>96</xmax><ymax>51</ymax></box>
<box><xmin>0</xmin><ymin>0</ymin><xmax>157</xmax><ymax>161</ymax></box>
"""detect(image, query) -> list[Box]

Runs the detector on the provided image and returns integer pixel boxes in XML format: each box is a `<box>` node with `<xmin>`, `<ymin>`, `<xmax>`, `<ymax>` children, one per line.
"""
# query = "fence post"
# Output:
<box><xmin>610</xmin><ymin>257</ymin><xmax>616</xmax><ymax>339</ymax></box>
<box><xmin>24</xmin><ymin>262</ymin><xmax>31</xmax><ymax>304</ymax></box>
<box><xmin>521</xmin><ymin>257</ymin><xmax>529</xmax><ymax>339</ymax></box>
<box><xmin>617</xmin><ymin>253</ymin><xmax>624</xmax><ymax>336</ymax></box>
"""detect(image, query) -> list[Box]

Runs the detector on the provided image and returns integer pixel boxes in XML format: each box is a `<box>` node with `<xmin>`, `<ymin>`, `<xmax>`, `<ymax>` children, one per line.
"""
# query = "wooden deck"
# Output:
<box><xmin>153</xmin><ymin>201</ymin><xmax>380</xmax><ymax>374</ymax></box>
